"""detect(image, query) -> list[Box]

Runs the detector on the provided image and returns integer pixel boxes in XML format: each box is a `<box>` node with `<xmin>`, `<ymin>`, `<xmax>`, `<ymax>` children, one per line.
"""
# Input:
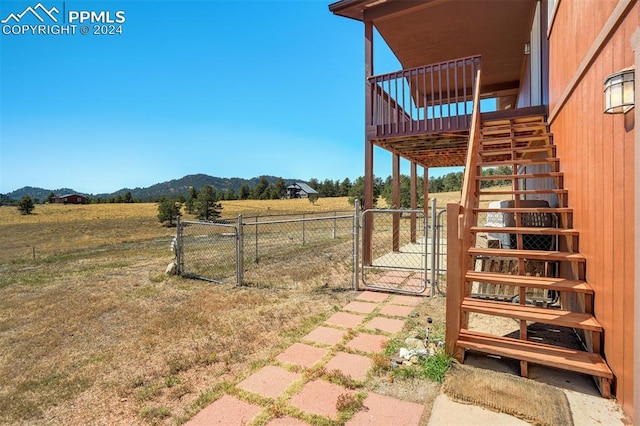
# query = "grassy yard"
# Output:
<box><xmin>0</xmin><ymin>193</ymin><xmax>476</xmax><ymax>424</ymax></box>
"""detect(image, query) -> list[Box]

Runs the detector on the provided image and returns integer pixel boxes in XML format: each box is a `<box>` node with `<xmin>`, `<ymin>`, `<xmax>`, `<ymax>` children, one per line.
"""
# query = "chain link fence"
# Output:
<box><xmin>176</xmin><ymin>211</ymin><xmax>355</xmax><ymax>290</ymax></box>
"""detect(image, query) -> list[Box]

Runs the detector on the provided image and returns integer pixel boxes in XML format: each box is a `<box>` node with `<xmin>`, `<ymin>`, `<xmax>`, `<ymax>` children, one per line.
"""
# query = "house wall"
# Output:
<box><xmin>548</xmin><ymin>0</ymin><xmax>637</xmax><ymax>419</ymax></box>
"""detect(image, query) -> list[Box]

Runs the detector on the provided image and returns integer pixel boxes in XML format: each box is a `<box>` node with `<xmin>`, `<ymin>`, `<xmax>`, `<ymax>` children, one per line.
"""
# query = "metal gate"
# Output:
<box><xmin>176</xmin><ymin>217</ymin><xmax>240</xmax><ymax>284</ymax></box>
<box><xmin>358</xmin><ymin>207</ymin><xmax>429</xmax><ymax>295</ymax></box>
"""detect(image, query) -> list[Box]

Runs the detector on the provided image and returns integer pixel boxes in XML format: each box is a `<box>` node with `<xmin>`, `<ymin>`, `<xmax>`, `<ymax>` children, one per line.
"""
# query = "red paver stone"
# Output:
<box><xmin>364</xmin><ymin>316</ymin><xmax>405</xmax><ymax>333</ymax></box>
<box><xmin>324</xmin><ymin>351</ymin><xmax>372</xmax><ymax>381</ymax></box>
<box><xmin>237</xmin><ymin>365</ymin><xmax>301</xmax><ymax>399</ymax></box>
<box><xmin>346</xmin><ymin>333</ymin><xmax>389</xmax><ymax>354</ymax></box>
<box><xmin>303</xmin><ymin>326</ymin><xmax>347</xmax><ymax>346</ymax></box>
<box><xmin>356</xmin><ymin>291</ymin><xmax>389</xmax><ymax>302</ymax></box>
<box><xmin>342</xmin><ymin>301</ymin><xmax>378</xmax><ymax>314</ymax></box>
<box><xmin>346</xmin><ymin>392</ymin><xmax>425</xmax><ymax>425</ymax></box>
<box><xmin>266</xmin><ymin>416</ymin><xmax>308</xmax><ymax>425</ymax></box>
<box><xmin>325</xmin><ymin>311</ymin><xmax>365</xmax><ymax>329</ymax></box>
<box><xmin>186</xmin><ymin>394</ymin><xmax>262</xmax><ymax>426</ymax></box>
<box><xmin>379</xmin><ymin>304</ymin><xmax>415</xmax><ymax>318</ymax></box>
<box><xmin>389</xmin><ymin>294</ymin><xmax>424</xmax><ymax>306</ymax></box>
<box><xmin>290</xmin><ymin>379</ymin><xmax>353</xmax><ymax>420</ymax></box>
<box><xmin>276</xmin><ymin>343</ymin><xmax>328</xmax><ymax>369</ymax></box>
<box><xmin>378</xmin><ymin>273</ymin><xmax>408</xmax><ymax>285</ymax></box>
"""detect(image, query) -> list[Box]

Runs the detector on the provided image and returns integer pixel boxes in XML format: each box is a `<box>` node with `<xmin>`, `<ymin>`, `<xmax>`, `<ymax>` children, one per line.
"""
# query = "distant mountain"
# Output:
<box><xmin>3</xmin><ymin>175</ymin><xmax>301</xmax><ymax>202</ymax></box>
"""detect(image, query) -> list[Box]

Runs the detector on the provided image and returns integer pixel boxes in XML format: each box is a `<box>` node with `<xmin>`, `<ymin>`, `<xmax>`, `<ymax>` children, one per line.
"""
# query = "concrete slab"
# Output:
<box><xmin>325</xmin><ymin>311</ymin><xmax>366</xmax><ymax>329</ymax></box>
<box><xmin>302</xmin><ymin>326</ymin><xmax>347</xmax><ymax>346</ymax></box>
<box><xmin>342</xmin><ymin>301</ymin><xmax>378</xmax><ymax>314</ymax></box>
<box><xmin>346</xmin><ymin>333</ymin><xmax>389</xmax><ymax>354</ymax></box>
<box><xmin>364</xmin><ymin>316</ymin><xmax>406</xmax><ymax>334</ymax></box>
<box><xmin>347</xmin><ymin>392</ymin><xmax>425</xmax><ymax>425</ymax></box>
<box><xmin>276</xmin><ymin>343</ymin><xmax>328</xmax><ymax>369</ymax></box>
<box><xmin>237</xmin><ymin>365</ymin><xmax>301</xmax><ymax>399</ymax></box>
<box><xmin>289</xmin><ymin>379</ymin><xmax>354</xmax><ymax>421</ymax></box>
<box><xmin>186</xmin><ymin>394</ymin><xmax>263</xmax><ymax>426</ymax></box>
<box><xmin>324</xmin><ymin>351</ymin><xmax>372</xmax><ymax>381</ymax></box>
<box><xmin>427</xmin><ymin>393</ymin><xmax>529</xmax><ymax>426</ymax></box>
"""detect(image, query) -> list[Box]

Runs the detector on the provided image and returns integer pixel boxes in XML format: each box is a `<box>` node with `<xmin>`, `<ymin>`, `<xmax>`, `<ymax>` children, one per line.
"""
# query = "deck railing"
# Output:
<box><xmin>368</xmin><ymin>55</ymin><xmax>481</xmax><ymax>137</ymax></box>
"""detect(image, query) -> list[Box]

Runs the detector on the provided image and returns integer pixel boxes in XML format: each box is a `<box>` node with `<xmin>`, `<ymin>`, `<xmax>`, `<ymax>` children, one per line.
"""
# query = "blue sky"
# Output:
<box><xmin>1</xmin><ymin>0</ymin><xmax>457</xmax><ymax>195</ymax></box>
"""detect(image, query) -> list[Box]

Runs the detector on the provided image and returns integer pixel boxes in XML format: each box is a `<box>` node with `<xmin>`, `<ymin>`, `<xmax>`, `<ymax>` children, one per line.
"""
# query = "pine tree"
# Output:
<box><xmin>195</xmin><ymin>185</ymin><xmax>222</xmax><ymax>221</ymax></box>
<box><xmin>17</xmin><ymin>195</ymin><xmax>35</xmax><ymax>215</ymax></box>
<box><xmin>157</xmin><ymin>197</ymin><xmax>182</xmax><ymax>227</ymax></box>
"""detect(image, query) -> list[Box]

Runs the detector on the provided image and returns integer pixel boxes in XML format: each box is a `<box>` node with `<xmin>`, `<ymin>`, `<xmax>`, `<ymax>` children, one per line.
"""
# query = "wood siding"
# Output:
<box><xmin>549</xmin><ymin>0</ymin><xmax>637</xmax><ymax>419</ymax></box>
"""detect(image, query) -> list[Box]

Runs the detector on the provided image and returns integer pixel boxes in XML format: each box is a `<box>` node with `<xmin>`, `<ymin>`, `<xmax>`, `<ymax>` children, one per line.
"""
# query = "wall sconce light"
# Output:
<box><xmin>524</xmin><ymin>42</ymin><xmax>531</xmax><ymax>55</ymax></box>
<box><xmin>604</xmin><ymin>67</ymin><xmax>635</xmax><ymax>114</ymax></box>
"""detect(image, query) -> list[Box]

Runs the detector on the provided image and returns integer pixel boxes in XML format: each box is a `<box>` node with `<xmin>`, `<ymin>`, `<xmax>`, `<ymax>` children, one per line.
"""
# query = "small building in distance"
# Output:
<box><xmin>286</xmin><ymin>183</ymin><xmax>318</xmax><ymax>199</ymax></box>
<box><xmin>52</xmin><ymin>194</ymin><xmax>88</xmax><ymax>204</ymax></box>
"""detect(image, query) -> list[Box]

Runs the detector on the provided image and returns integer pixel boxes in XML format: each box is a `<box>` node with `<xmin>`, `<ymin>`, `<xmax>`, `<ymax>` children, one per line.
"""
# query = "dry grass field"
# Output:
<box><xmin>0</xmin><ymin>198</ymin><xmax>360</xmax><ymax>425</ymax></box>
<box><xmin>2</xmin><ymin>190</ymin><xmax>503</xmax><ymax>425</ymax></box>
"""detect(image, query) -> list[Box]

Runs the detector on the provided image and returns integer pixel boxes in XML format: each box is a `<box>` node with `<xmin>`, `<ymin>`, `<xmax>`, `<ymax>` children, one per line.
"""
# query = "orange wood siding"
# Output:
<box><xmin>549</xmin><ymin>0</ymin><xmax>636</xmax><ymax>419</ymax></box>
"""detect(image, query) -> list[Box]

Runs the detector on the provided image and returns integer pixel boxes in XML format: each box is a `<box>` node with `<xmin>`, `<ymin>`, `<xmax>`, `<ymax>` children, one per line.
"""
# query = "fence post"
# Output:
<box><xmin>237</xmin><ymin>215</ymin><xmax>244</xmax><ymax>285</ymax></box>
<box><xmin>302</xmin><ymin>214</ymin><xmax>306</xmax><ymax>245</ymax></box>
<box><xmin>255</xmin><ymin>216</ymin><xmax>259</xmax><ymax>264</ymax></box>
<box><xmin>175</xmin><ymin>215</ymin><xmax>183</xmax><ymax>275</ymax></box>
<box><xmin>430</xmin><ymin>197</ymin><xmax>438</xmax><ymax>294</ymax></box>
<box><xmin>332</xmin><ymin>211</ymin><xmax>337</xmax><ymax>239</ymax></box>
<box><xmin>353</xmin><ymin>200</ymin><xmax>360</xmax><ymax>291</ymax></box>
<box><xmin>445</xmin><ymin>203</ymin><xmax>464</xmax><ymax>361</ymax></box>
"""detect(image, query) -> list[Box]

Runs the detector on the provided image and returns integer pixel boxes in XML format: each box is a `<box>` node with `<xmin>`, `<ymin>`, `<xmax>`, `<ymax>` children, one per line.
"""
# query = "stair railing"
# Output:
<box><xmin>445</xmin><ymin>69</ymin><xmax>481</xmax><ymax>360</ymax></box>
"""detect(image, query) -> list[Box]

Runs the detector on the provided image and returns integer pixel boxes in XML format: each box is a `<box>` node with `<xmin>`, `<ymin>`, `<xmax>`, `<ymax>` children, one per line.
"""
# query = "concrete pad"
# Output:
<box><xmin>364</xmin><ymin>316</ymin><xmax>406</xmax><ymax>333</ymax></box>
<box><xmin>346</xmin><ymin>333</ymin><xmax>389</xmax><ymax>354</ymax></box>
<box><xmin>324</xmin><ymin>351</ymin><xmax>372</xmax><ymax>381</ymax></box>
<box><xmin>389</xmin><ymin>295</ymin><xmax>424</xmax><ymax>306</ymax></box>
<box><xmin>427</xmin><ymin>393</ymin><xmax>529</xmax><ymax>426</ymax></box>
<box><xmin>303</xmin><ymin>326</ymin><xmax>347</xmax><ymax>346</ymax></box>
<box><xmin>237</xmin><ymin>365</ymin><xmax>301</xmax><ymax>399</ymax></box>
<box><xmin>342</xmin><ymin>301</ymin><xmax>378</xmax><ymax>314</ymax></box>
<box><xmin>379</xmin><ymin>304</ymin><xmax>415</xmax><ymax>318</ymax></box>
<box><xmin>266</xmin><ymin>416</ymin><xmax>308</xmax><ymax>425</ymax></box>
<box><xmin>290</xmin><ymin>379</ymin><xmax>354</xmax><ymax>420</ymax></box>
<box><xmin>347</xmin><ymin>392</ymin><xmax>425</xmax><ymax>425</ymax></box>
<box><xmin>276</xmin><ymin>343</ymin><xmax>328</xmax><ymax>369</ymax></box>
<box><xmin>356</xmin><ymin>291</ymin><xmax>390</xmax><ymax>302</ymax></box>
<box><xmin>325</xmin><ymin>311</ymin><xmax>365</xmax><ymax>329</ymax></box>
<box><xmin>186</xmin><ymin>394</ymin><xmax>263</xmax><ymax>426</ymax></box>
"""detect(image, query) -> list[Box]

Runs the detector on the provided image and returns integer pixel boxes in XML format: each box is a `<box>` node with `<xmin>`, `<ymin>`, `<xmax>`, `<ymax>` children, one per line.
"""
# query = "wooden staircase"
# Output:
<box><xmin>452</xmin><ymin>114</ymin><xmax>613</xmax><ymax>396</ymax></box>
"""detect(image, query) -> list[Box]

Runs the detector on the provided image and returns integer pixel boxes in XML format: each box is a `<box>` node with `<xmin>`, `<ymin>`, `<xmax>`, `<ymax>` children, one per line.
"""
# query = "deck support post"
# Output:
<box><xmin>363</xmin><ymin>20</ymin><xmax>375</xmax><ymax>266</ymax></box>
<box><xmin>392</xmin><ymin>152</ymin><xmax>400</xmax><ymax>252</ymax></box>
<box><xmin>410</xmin><ymin>162</ymin><xmax>417</xmax><ymax>243</ymax></box>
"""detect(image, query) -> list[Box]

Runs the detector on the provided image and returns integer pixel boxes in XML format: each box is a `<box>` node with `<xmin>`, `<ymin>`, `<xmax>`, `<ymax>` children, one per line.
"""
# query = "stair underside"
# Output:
<box><xmin>458</xmin><ymin>329</ymin><xmax>613</xmax><ymax>379</ymax></box>
<box><xmin>471</xmin><ymin>226</ymin><xmax>577</xmax><ymax>236</ymax></box>
<box><xmin>468</xmin><ymin>247</ymin><xmax>585</xmax><ymax>262</ymax></box>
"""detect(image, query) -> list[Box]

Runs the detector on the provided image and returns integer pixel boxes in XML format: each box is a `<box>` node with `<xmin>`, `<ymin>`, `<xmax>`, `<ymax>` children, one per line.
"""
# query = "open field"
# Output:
<box><xmin>0</xmin><ymin>192</ymin><xmax>483</xmax><ymax>424</ymax></box>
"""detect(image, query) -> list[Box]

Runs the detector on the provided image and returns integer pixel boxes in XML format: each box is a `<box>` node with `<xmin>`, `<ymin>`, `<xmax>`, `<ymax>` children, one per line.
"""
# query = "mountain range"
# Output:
<box><xmin>2</xmin><ymin>174</ymin><xmax>301</xmax><ymax>202</ymax></box>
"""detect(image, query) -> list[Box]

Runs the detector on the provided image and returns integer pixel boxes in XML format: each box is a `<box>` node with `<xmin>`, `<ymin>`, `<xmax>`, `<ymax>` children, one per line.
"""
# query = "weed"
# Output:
<box><xmin>420</xmin><ymin>349</ymin><xmax>452</xmax><ymax>384</ymax></box>
<box><xmin>336</xmin><ymin>391</ymin><xmax>366</xmax><ymax>423</ymax></box>
<box><xmin>164</xmin><ymin>374</ymin><xmax>180</xmax><ymax>388</ymax></box>
<box><xmin>139</xmin><ymin>405</ymin><xmax>171</xmax><ymax>420</ymax></box>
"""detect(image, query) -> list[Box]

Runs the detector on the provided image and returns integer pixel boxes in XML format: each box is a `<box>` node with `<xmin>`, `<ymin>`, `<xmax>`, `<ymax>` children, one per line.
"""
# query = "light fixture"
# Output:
<box><xmin>524</xmin><ymin>42</ymin><xmax>531</xmax><ymax>55</ymax></box>
<box><xmin>604</xmin><ymin>67</ymin><xmax>635</xmax><ymax>114</ymax></box>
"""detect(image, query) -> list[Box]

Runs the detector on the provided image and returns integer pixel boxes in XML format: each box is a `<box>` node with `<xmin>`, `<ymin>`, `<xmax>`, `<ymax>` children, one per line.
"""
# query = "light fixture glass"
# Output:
<box><xmin>604</xmin><ymin>67</ymin><xmax>635</xmax><ymax>114</ymax></box>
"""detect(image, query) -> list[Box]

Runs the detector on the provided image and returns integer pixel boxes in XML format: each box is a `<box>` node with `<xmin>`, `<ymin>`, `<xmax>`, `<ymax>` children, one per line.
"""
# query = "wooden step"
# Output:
<box><xmin>457</xmin><ymin>329</ymin><xmax>613</xmax><ymax>379</ymax></box>
<box><xmin>478</xmin><ymin>158</ymin><xmax>560</xmax><ymax>167</ymax></box>
<box><xmin>478</xmin><ymin>189</ymin><xmax>567</xmax><ymax>196</ymax></box>
<box><xmin>471</xmin><ymin>226</ymin><xmax>577</xmax><ymax>236</ymax></box>
<box><xmin>473</xmin><ymin>207</ymin><xmax>572</xmax><ymax>214</ymax></box>
<box><xmin>481</xmin><ymin>133</ymin><xmax>551</xmax><ymax>144</ymax></box>
<box><xmin>476</xmin><ymin>172</ymin><xmax>563</xmax><ymax>181</ymax></box>
<box><xmin>461</xmin><ymin>298</ymin><xmax>602</xmax><ymax>331</ymax></box>
<box><xmin>479</xmin><ymin>146</ymin><xmax>555</xmax><ymax>157</ymax></box>
<box><xmin>481</xmin><ymin>122</ymin><xmax>547</xmax><ymax>136</ymax></box>
<box><xmin>469</xmin><ymin>247</ymin><xmax>585</xmax><ymax>262</ymax></box>
<box><xmin>465</xmin><ymin>271</ymin><xmax>593</xmax><ymax>293</ymax></box>
<box><xmin>480</xmin><ymin>137</ymin><xmax>553</xmax><ymax>149</ymax></box>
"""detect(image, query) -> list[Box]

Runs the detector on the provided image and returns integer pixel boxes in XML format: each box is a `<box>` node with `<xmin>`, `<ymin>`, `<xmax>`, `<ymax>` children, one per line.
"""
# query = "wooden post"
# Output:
<box><xmin>392</xmin><ymin>152</ymin><xmax>400</xmax><ymax>252</ymax></box>
<box><xmin>445</xmin><ymin>202</ymin><xmax>464</xmax><ymax>361</ymax></box>
<box><xmin>410</xmin><ymin>162</ymin><xmax>417</xmax><ymax>243</ymax></box>
<box><xmin>363</xmin><ymin>20</ymin><xmax>374</xmax><ymax>265</ymax></box>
